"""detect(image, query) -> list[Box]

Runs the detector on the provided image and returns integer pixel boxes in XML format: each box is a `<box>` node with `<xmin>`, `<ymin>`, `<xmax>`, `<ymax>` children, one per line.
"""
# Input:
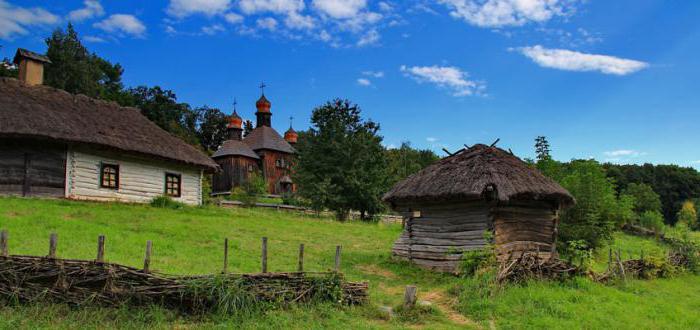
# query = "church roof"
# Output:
<box><xmin>212</xmin><ymin>139</ymin><xmax>260</xmax><ymax>159</ymax></box>
<box><xmin>244</xmin><ymin>126</ymin><xmax>295</xmax><ymax>154</ymax></box>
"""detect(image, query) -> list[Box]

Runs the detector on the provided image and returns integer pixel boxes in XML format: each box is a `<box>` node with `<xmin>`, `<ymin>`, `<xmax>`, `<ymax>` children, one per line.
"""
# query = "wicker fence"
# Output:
<box><xmin>0</xmin><ymin>230</ymin><xmax>368</xmax><ymax>313</ymax></box>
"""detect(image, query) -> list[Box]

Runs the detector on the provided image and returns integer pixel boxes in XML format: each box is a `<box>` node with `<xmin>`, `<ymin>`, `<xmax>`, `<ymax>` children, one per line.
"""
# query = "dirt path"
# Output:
<box><xmin>421</xmin><ymin>290</ymin><xmax>482</xmax><ymax>328</ymax></box>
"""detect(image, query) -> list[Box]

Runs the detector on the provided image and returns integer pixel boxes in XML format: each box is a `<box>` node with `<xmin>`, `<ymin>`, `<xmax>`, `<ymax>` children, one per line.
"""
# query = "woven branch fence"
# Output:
<box><xmin>0</xmin><ymin>230</ymin><xmax>368</xmax><ymax>313</ymax></box>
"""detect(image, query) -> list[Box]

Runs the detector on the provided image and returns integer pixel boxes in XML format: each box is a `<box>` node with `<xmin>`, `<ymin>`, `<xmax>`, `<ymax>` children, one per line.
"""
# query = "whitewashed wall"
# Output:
<box><xmin>66</xmin><ymin>148</ymin><xmax>203</xmax><ymax>205</ymax></box>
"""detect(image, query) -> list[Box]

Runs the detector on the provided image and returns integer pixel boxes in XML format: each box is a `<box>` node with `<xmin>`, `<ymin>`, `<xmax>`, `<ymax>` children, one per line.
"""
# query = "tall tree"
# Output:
<box><xmin>386</xmin><ymin>142</ymin><xmax>439</xmax><ymax>188</ymax></box>
<box><xmin>622</xmin><ymin>183</ymin><xmax>662</xmax><ymax>215</ymax></box>
<box><xmin>195</xmin><ymin>106</ymin><xmax>229</xmax><ymax>153</ymax></box>
<box><xmin>294</xmin><ymin>99</ymin><xmax>388</xmax><ymax>220</ymax></box>
<box><xmin>534</xmin><ymin>136</ymin><xmax>551</xmax><ymax>161</ymax></box>
<box><xmin>121</xmin><ymin>86</ymin><xmax>199</xmax><ymax>145</ymax></box>
<box><xmin>243</xmin><ymin>120</ymin><xmax>254</xmax><ymax>137</ymax></box>
<box><xmin>44</xmin><ymin>24</ymin><xmax>124</xmax><ymax>100</ymax></box>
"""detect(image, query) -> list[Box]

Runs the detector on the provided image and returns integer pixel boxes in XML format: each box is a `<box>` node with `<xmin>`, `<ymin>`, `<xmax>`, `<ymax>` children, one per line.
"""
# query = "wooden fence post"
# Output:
<box><xmin>96</xmin><ymin>235</ymin><xmax>105</xmax><ymax>263</ymax></box>
<box><xmin>261</xmin><ymin>237</ymin><xmax>268</xmax><ymax>273</ymax></box>
<box><xmin>48</xmin><ymin>233</ymin><xmax>58</xmax><ymax>258</ymax></box>
<box><xmin>223</xmin><ymin>238</ymin><xmax>229</xmax><ymax>274</ymax></box>
<box><xmin>335</xmin><ymin>245</ymin><xmax>342</xmax><ymax>272</ymax></box>
<box><xmin>143</xmin><ymin>240</ymin><xmax>152</xmax><ymax>273</ymax></box>
<box><xmin>404</xmin><ymin>285</ymin><xmax>417</xmax><ymax>308</ymax></box>
<box><xmin>0</xmin><ymin>230</ymin><xmax>7</xmax><ymax>257</ymax></box>
<box><xmin>298</xmin><ymin>243</ymin><xmax>304</xmax><ymax>272</ymax></box>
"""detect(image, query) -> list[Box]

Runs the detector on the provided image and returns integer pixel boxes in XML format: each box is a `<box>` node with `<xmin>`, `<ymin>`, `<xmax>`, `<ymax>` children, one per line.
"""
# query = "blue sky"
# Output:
<box><xmin>2</xmin><ymin>0</ymin><xmax>699</xmax><ymax>169</ymax></box>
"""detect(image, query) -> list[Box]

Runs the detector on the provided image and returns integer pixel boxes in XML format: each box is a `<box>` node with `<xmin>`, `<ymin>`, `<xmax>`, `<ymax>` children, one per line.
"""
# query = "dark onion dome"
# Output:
<box><xmin>256</xmin><ymin>94</ymin><xmax>271</xmax><ymax>112</ymax></box>
<box><xmin>383</xmin><ymin>144</ymin><xmax>575</xmax><ymax>206</ymax></box>
<box><xmin>228</xmin><ymin>110</ymin><xmax>243</xmax><ymax>129</ymax></box>
<box><xmin>243</xmin><ymin>126</ymin><xmax>295</xmax><ymax>154</ymax></box>
<box><xmin>212</xmin><ymin>140</ymin><xmax>260</xmax><ymax>159</ymax></box>
<box><xmin>0</xmin><ymin>77</ymin><xmax>217</xmax><ymax>170</ymax></box>
<box><xmin>284</xmin><ymin>127</ymin><xmax>298</xmax><ymax>144</ymax></box>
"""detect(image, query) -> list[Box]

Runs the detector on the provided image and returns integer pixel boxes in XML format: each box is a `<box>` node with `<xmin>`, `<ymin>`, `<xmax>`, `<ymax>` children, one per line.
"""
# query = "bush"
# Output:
<box><xmin>460</xmin><ymin>232</ymin><xmax>496</xmax><ymax>276</ymax></box>
<box><xmin>677</xmin><ymin>201</ymin><xmax>698</xmax><ymax>229</ymax></box>
<box><xmin>150</xmin><ymin>195</ymin><xmax>186</xmax><ymax>209</ymax></box>
<box><xmin>563</xmin><ymin>240</ymin><xmax>593</xmax><ymax>269</ymax></box>
<box><xmin>230</xmin><ymin>174</ymin><xmax>267</xmax><ymax>206</ymax></box>
<box><xmin>638</xmin><ymin>210</ymin><xmax>665</xmax><ymax>234</ymax></box>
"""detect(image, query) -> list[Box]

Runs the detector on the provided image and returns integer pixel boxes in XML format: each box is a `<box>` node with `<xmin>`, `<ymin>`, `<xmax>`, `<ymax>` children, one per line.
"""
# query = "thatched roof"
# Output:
<box><xmin>244</xmin><ymin>126</ymin><xmax>295</xmax><ymax>154</ymax></box>
<box><xmin>0</xmin><ymin>78</ymin><xmax>218</xmax><ymax>170</ymax></box>
<box><xmin>212</xmin><ymin>140</ymin><xmax>260</xmax><ymax>159</ymax></box>
<box><xmin>383</xmin><ymin>144</ymin><xmax>574</xmax><ymax>206</ymax></box>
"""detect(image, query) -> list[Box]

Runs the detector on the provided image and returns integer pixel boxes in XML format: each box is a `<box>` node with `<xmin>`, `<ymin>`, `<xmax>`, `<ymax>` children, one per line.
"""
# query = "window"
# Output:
<box><xmin>165</xmin><ymin>173</ymin><xmax>181</xmax><ymax>197</ymax></box>
<box><xmin>100</xmin><ymin>163</ymin><xmax>119</xmax><ymax>189</ymax></box>
<box><xmin>248</xmin><ymin>164</ymin><xmax>254</xmax><ymax>172</ymax></box>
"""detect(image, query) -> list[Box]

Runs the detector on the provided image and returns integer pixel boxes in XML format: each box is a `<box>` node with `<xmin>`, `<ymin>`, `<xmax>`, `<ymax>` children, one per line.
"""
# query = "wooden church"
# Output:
<box><xmin>212</xmin><ymin>92</ymin><xmax>297</xmax><ymax>195</ymax></box>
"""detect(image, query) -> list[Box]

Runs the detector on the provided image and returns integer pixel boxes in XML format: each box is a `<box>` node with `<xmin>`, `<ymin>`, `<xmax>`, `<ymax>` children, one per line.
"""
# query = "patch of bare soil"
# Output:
<box><xmin>422</xmin><ymin>290</ymin><xmax>480</xmax><ymax>328</ymax></box>
<box><xmin>357</xmin><ymin>264</ymin><xmax>398</xmax><ymax>279</ymax></box>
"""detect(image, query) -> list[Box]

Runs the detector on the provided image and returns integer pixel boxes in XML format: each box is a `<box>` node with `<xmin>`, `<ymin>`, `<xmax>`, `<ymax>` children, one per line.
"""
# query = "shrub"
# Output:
<box><xmin>150</xmin><ymin>195</ymin><xmax>185</xmax><ymax>209</ymax></box>
<box><xmin>563</xmin><ymin>240</ymin><xmax>593</xmax><ymax>269</ymax></box>
<box><xmin>677</xmin><ymin>201</ymin><xmax>698</xmax><ymax>229</ymax></box>
<box><xmin>460</xmin><ymin>232</ymin><xmax>496</xmax><ymax>276</ymax></box>
<box><xmin>638</xmin><ymin>210</ymin><xmax>665</xmax><ymax>234</ymax></box>
<box><xmin>667</xmin><ymin>225</ymin><xmax>700</xmax><ymax>273</ymax></box>
<box><xmin>230</xmin><ymin>174</ymin><xmax>267</xmax><ymax>206</ymax></box>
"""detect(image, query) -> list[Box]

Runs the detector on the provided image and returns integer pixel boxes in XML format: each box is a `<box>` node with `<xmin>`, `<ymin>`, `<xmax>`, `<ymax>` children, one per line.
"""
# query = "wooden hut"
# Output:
<box><xmin>382</xmin><ymin>144</ymin><xmax>575</xmax><ymax>272</ymax></box>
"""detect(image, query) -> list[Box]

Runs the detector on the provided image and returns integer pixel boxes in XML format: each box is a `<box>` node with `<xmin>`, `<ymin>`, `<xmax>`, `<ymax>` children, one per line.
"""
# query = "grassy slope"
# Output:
<box><xmin>1</xmin><ymin>197</ymin><xmax>698</xmax><ymax>329</ymax></box>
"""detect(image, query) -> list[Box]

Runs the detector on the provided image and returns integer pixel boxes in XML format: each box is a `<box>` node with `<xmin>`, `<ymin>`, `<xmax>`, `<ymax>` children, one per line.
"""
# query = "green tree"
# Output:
<box><xmin>44</xmin><ymin>24</ymin><xmax>125</xmax><ymax>100</ymax></box>
<box><xmin>121</xmin><ymin>86</ymin><xmax>199</xmax><ymax>146</ymax></box>
<box><xmin>386</xmin><ymin>142</ymin><xmax>439</xmax><ymax>188</ymax></box>
<box><xmin>556</xmin><ymin>160</ymin><xmax>622</xmax><ymax>249</ymax></box>
<box><xmin>535</xmin><ymin>136</ymin><xmax>551</xmax><ymax>161</ymax></box>
<box><xmin>243</xmin><ymin>120</ymin><xmax>254</xmax><ymax>137</ymax></box>
<box><xmin>622</xmin><ymin>182</ymin><xmax>662</xmax><ymax>215</ymax></box>
<box><xmin>195</xmin><ymin>106</ymin><xmax>228</xmax><ymax>153</ymax></box>
<box><xmin>294</xmin><ymin>99</ymin><xmax>388</xmax><ymax>221</ymax></box>
<box><xmin>678</xmin><ymin>200</ymin><xmax>697</xmax><ymax>229</ymax></box>
<box><xmin>639</xmin><ymin>210</ymin><xmax>665</xmax><ymax>234</ymax></box>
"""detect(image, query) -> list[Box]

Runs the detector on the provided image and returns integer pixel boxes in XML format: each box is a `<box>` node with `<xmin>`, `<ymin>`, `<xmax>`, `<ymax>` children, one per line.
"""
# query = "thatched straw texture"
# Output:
<box><xmin>383</xmin><ymin>144</ymin><xmax>574</xmax><ymax>206</ymax></box>
<box><xmin>0</xmin><ymin>78</ymin><xmax>217</xmax><ymax>170</ymax></box>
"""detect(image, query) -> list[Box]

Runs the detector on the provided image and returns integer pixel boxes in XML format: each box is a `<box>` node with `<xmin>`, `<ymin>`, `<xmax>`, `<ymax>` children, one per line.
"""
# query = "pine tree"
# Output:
<box><xmin>243</xmin><ymin>120</ymin><xmax>254</xmax><ymax>137</ymax></box>
<box><xmin>535</xmin><ymin>136</ymin><xmax>551</xmax><ymax>161</ymax></box>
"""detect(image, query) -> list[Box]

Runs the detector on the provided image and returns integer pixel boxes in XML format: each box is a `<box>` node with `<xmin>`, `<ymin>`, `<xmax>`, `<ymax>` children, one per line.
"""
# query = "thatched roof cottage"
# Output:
<box><xmin>383</xmin><ymin>144</ymin><xmax>575</xmax><ymax>272</ymax></box>
<box><xmin>0</xmin><ymin>49</ymin><xmax>218</xmax><ymax>205</ymax></box>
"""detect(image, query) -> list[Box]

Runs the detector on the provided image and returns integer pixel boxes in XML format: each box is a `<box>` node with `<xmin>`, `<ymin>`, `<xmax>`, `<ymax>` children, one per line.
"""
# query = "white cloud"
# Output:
<box><xmin>312</xmin><ymin>0</ymin><xmax>367</xmax><ymax>19</ymax></box>
<box><xmin>202</xmin><ymin>24</ymin><xmax>226</xmax><ymax>35</ymax></box>
<box><xmin>94</xmin><ymin>14</ymin><xmax>146</xmax><ymax>37</ymax></box>
<box><xmin>357</xmin><ymin>28</ymin><xmax>380</xmax><ymax>46</ymax></box>
<box><xmin>224</xmin><ymin>12</ymin><xmax>244</xmax><ymax>24</ymax></box>
<box><xmin>167</xmin><ymin>0</ymin><xmax>231</xmax><ymax>18</ymax></box>
<box><xmin>604</xmin><ymin>150</ymin><xmax>642</xmax><ymax>157</ymax></box>
<box><xmin>692</xmin><ymin>160</ymin><xmax>700</xmax><ymax>164</ymax></box>
<box><xmin>362</xmin><ymin>71</ymin><xmax>384</xmax><ymax>78</ymax></box>
<box><xmin>0</xmin><ymin>1</ymin><xmax>59</xmax><ymax>40</ymax></box>
<box><xmin>256</xmin><ymin>17</ymin><xmax>278</xmax><ymax>30</ymax></box>
<box><xmin>516</xmin><ymin>45</ymin><xmax>648</xmax><ymax>75</ymax></box>
<box><xmin>378</xmin><ymin>2</ymin><xmax>393</xmax><ymax>12</ymax></box>
<box><xmin>285</xmin><ymin>12</ymin><xmax>315</xmax><ymax>29</ymax></box>
<box><xmin>400</xmin><ymin>65</ymin><xmax>486</xmax><ymax>96</ymax></box>
<box><xmin>426</xmin><ymin>137</ymin><xmax>438</xmax><ymax>143</ymax></box>
<box><xmin>83</xmin><ymin>35</ymin><xmax>106</xmax><ymax>43</ymax></box>
<box><xmin>357</xmin><ymin>78</ymin><xmax>372</xmax><ymax>86</ymax></box>
<box><xmin>240</xmin><ymin>0</ymin><xmax>305</xmax><ymax>14</ymax></box>
<box><xmin>438</xmin><ymin>0</ymin><xmax>577</xmax><ymax>27</ymax></box>
<box><xmin>68</xmin><ymin>0</ymin><xmax>104</xmax><ymax>22</ymax></box>
<box><xmin>318</xmin><ymin>29</ymin><xmax>332</xmax><ymax>41</ymax></box>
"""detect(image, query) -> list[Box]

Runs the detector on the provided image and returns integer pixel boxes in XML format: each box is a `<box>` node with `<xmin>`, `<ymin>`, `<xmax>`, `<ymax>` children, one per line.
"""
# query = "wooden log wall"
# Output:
<box><xmin>493</xmin><ymin>202</ymin><xmax>558</xmax><ymax>260</ymax></box>
<box><xmin>392</xmin><ymin>201</ymin><xmax>491</xmax><ymax>273</ymax></box>
<box><xmin>258</xmin><ymin>150</ymin><xmax>295</xmax><ymax>194</ymax></box>
<box><xmin>0</xmin><ymin>140</ymin><xmax>66</xmax><ymax>197</ymax></box>
<box><xmin>212</xmin><ymin>156</ymin><xmax>260</xmax><ymax>194</ymax></box>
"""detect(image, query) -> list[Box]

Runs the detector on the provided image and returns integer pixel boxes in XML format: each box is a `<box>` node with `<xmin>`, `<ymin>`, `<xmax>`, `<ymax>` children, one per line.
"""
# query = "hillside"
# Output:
<box><xmin>1</xmin><ymin>197</ymin><xmax>699</xmax><ymax>329</ymax></box>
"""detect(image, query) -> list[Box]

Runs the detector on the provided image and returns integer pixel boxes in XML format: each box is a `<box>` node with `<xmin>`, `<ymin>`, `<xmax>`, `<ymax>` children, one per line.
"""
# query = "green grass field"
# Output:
<box><xmin>1</xmin><ymin>197</ymin><xmax>699</xmax><ymax>329</ymax></box>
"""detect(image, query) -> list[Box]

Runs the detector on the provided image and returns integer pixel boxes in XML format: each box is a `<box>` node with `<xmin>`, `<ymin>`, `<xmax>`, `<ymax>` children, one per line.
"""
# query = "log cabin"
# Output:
<box><xmin>0</xmin><ymin>49</ymin><xmax>218</xmax><ymax>205</ymax></box>
<box><xmin>382</xmin><ymin>144</ymin><xmax>575</xmax><ymax>273</ymax></box>
<box><xmin>212</xmin><ymin>93</ymin><xmax>297</xmax><ymax>195</ymax></box>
